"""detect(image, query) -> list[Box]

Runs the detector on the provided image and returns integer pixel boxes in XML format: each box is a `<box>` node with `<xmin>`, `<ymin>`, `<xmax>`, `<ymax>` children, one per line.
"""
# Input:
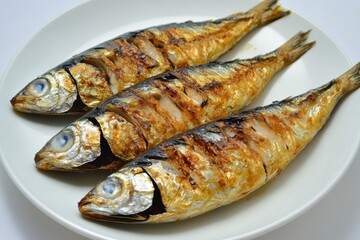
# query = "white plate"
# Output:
<box><xmin>0</xmin><ymin>0</ymin><xmax>358</xmax><ymax>240</ymax></box>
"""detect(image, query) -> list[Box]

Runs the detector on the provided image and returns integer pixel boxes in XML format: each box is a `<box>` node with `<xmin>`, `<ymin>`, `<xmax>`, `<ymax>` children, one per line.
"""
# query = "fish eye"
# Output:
<box><xmin>50</xmin><ymin>129</ymin><xmax>75</xmax><ymax>152</ymax></box>
<box><xmin>98</xmin><ymin>178</ymin><xmax>123</xmax><ymax>199</ymax></box>
<box><xmin>28</xmin><ymin>78</ymin><xmax>50</xmax><ymax>97</ymax></box>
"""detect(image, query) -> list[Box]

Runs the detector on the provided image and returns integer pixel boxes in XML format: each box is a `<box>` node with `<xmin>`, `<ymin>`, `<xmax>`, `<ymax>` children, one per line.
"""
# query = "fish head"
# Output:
<box><xmin>35</xmin><ymin>118</ymin><xmax>102</xmax><ymax>171</ymax></box>
<box><xmin>11</xmin><ymin>69</ymin><xmax>78</xmax><ymax>114</ymax></box>
<box><xmin>78</xmin><ymin>166</ymin><xmax>155</xmax><ymax>222</ymax></box>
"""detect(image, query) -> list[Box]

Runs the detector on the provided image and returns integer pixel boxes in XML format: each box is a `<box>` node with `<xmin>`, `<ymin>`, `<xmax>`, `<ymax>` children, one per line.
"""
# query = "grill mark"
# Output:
<box><xmin>153</xmin><ymin>78</ymin><xmax>192</xmax><ymax>111</ymax></box>
<box><xmin>259</xmin><ymin>106</ymin><xmax>300</xmax><ymax>136</ymax></box>
<box><xmin>155</xmin><ymin>72</ymin><xmax>207</xmax><ymax>119</ymax></box>
<box><xmin>108</xmin><ymin>53</ymin><xmax>118</xmax><ymax>66</ymax></box>
<box><xmin>189</xmin><ymin>132</ymin><xmax>228</xmax><ymax>176</ymax></box>
<box><xmin>175</xmin><ymin>71</ymin><xmax>209</xmax><ymax>97</ymax></box>
<box><xmin>164</xmin><ymin>144</ymin><xmax>197</xmax><ymax>188</ymax></box>
<box><xmin>262</xmin><ymin>162</ymin><xmax>269</xmax><ymax>180</ymax></box>
<box><xmin>202</xmin><ymin>79</ymin><xmax>223</xmax><ymax>90</ymax></box>
<box><xmin>162</xmin><ymin>26</ymin><xmax>188</xmax><ymax>44</ymax></box>
<box><xmin>97</xmin><ymin>48</ymin><xmax>118</xmax><ymax>66</ymax></box>
<box><xmin>111</xmin><ymin>37</ymin><xmax>130</xmax><ymax>55</ymax></box>
<box><xmin>127</xmin><ymin>36</ymin><xmax>159</xmax><ymax>71</ymax></box>
<box><xmin>112</xmin><ymin>37</ymin><xmax>158</xmax><ymax>83</ymax></box>
<box><xmin>157</xmin><ymin>73</ymin><xmax>205</xmax><ymax>122</ymax></box>
<box><xmin>242</xmin><ymin>114</ymin><xmax>285</xmax><ymax>182</ymax></box>
<box><xmin>133</xmin><ymin>88</ymin><xmax>178</xmax><ymax>133</ymax></box>
<box><xmin>253</xmin><ymin>118</ymin><xmax>271</xmax><ymax>181</ymax></box>
<box><xmin>149</xmin><ymin>73</ymin><xmax>186</xmax><ymax>122</ymax></box>
<box><xmin>162</xmin><ymin>30</ymin><xmax>197</xmax><ymax>66</ymax></box>
<box><xmin>189</xmin><ymin>177</ymin><xmax>197</xmax><ymax>189</ymax></box>
<box><xmin>132</xmin><ymin>90</ymin><xmax>176</xmax><ymax>132</ymax></box>
<box><xmin>151</xmin><ymin>92</ymin><xmax>185</xmax><ymax>129</ymax></box>
<box><xmin>118</xmin><ymin>39</ymin><xmax>146</xmax><ymax>77</ymax></box>
<box><xmin>110</xmin><ymin>91</ymin><xmax>179</xmax><ymax>149</ymax></box>
<box><xmin>159</xmin><ymin>29</ymin><xmax>190</xmax><ymax>68</ymax></box>
<box><xmin>240</xmin><ymin>130</ymin><xmax>269</xmax><ymax>183</ymax></box>
<box><xmin>262</xmin><ymin>112</ymin><xmax>295</xmax><ymax>146</ymax></box>
<box><xmin>142</xmin><ymin>30</ymin><xmax>175</xmax><ymax>70</ymax></box>
<box><xmin>223</xmin><ymin>114</ymin><xmax>249</xmax><ymax>128</ymax></box>
<box><xmin>80</xmin><ymin>57</ymin><xmax>113</xmax><ymax>90</ymax></box>
<box><xmin>206</xmin><ymin>128</ymin><xmax>222</xmax><ymax>135</ymax></box>
<box><xmin>225</xmin><ymin>114</ymin><xmax>269</xmax><ymax>172</ymax></box>
<box><xmin>185</xmin><ymin>132</ymin><xmax>231</xmax><ymax>189</ymax></box>
<box><xmin>105</xmin><ymin>101</ymin><xmax>149</xmax><ymax>149</ymax></box>
<box><xmin>201</xmin><ymin>99</ymin><xmax>208</xmax><ymax>108</ymax></box>
<box><xmin>260</xmin><ymin>114</ymin><xmax>282</xmax><ymax>142</ymax></box>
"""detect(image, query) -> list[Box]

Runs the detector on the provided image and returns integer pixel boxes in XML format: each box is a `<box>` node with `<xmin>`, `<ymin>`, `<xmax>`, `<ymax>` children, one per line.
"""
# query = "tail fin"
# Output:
<box><xmin>248</xmin><ymin>0</ymin><xmax>291</xmax><ymax>25</ymax></box>
<box><xmin>338</xmin><ymin>62</ymin><xmax>360</xmax><ymax>92</ymax></box>
<box><xmin>276</xmin><ymin>31</ymin><xmax>316</xmax><ymax>65</ymax></box>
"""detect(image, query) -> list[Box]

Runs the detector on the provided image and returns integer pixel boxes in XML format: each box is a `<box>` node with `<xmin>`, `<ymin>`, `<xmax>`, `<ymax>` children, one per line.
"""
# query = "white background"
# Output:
<box><xmin>0</xmin><ymin>0</ymin><xmax>359</xmax><ymax>239</ymax></box>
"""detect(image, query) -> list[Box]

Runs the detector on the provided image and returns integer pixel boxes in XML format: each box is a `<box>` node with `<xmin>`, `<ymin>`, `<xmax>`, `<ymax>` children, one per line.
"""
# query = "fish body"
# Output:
<box><xmin>10</xmin><ymin>0</ymin><xmax>289</xmax><ymax>114</ymax></box>
<box><xmin>78</xmin><ymin>63</ymin><xmax>360</xmax><ymax>223</ymax></box>
<box><xmin>35</xmin><ymin>32</ymin><xmax>314</xmax><ymax>171</ymax></box>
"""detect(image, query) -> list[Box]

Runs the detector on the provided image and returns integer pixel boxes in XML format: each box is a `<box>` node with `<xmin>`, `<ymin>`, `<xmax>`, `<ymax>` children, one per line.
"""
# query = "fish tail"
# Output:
<box><xmin>247</xmin><ymin>0</ymin><xmax>290</xmax><ymax>25</ymax></box>
<box><xmin>276</xmin><ymin>30</ymin><xmax>316</xmax><ymax>65</ymax></box>
<box><xmin>337</xmin><ymin>62</ymin><xmax>360</xmax><ymax>92</ymax></box>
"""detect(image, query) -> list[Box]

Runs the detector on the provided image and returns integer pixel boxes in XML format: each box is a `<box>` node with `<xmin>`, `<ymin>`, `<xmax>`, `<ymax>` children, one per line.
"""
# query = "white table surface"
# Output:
<box><xmin>0</xmin><ymin>0</ymin><xmax>359</xmax><ymax>239</ymax></box>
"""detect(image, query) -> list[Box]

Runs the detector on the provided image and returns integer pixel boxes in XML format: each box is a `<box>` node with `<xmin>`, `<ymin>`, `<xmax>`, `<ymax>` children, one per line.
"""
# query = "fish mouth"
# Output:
<box><xmin>35</xmin><ymin>154</ymin><xmax>90</xmax><ymax>172</ymax></box>
<box><xmin>35</xmin><ymin>154</ymin><xmax>52</xmax><ymax>170</ymax></box>
<box><xmin>78</xmin><ymin>197</ymin><xmax>148</xmax><ymax>223</ymax></box>
<box><xmin>10</xmin><ymin>94</ymin><xmax>34</xmax><ymax>113</ymax></box>
<box><xmin>34</xmin><ymin>152</ymin><xmax>64</xmax><ymax>171</ymax></box>
<box><xmin>34</xmin><ymin>151</ymin><xmax>79</xmax><ymax>172</ymax></box>
<box><xmin>35</xmin><ymin>152</ymin><xmax>122</xmax><ymax>172</ymax></box>
<box><xmin>10</xmin><ymin>94</ymin><xmax>51</xmax><ymax>114</ymax></box>
<box><xmin>10</xmin><ymin>95</ymin><xmax>21</xmax><ymax>106</ymax></box>
<box><xmin>10</xmin><ymin>98</ymin><xmax>21</xmax><ymax>112</ymax></box>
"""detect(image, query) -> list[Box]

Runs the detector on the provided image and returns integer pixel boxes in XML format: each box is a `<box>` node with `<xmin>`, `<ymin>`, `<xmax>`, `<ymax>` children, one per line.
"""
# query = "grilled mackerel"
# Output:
<box><xmin>78</xmin><ymin>63</ymin><xmax>360</xmax><ymax>223</ymax></box>
<box><xmin>35</xmin><ymin>32</ymin><xmax>314</xmax><ymax>171</ymax></box>
<box><xmin>11</xmin><ymin>0</ymin><xmax>289</xmax><ymax>114</ymax></box>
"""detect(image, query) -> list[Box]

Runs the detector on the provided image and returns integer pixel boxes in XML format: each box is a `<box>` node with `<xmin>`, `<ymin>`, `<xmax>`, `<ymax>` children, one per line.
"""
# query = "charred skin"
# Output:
<box><xmin>35</xmin><ymin>32</ymin><xmax>314</xmax><ymax>171</ymax></box>
<box><xmin>11</xmin><ymin>0</ymin><xmax>290</xmax><ymax>114</ymax></box>
<box><xmin>79</xmin><ymin>63</ymin><xmax>360</xmax><ymax>223</ymax></box>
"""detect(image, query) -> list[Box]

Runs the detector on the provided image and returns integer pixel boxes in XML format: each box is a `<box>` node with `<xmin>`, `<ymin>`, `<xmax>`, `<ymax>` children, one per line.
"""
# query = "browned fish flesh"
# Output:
<box><xmin>34</xmin><ymin>31</ymin><xmax>314</xmax><ymax>171</ymax></box>
<box><xmin>10</xmin><ymin>0</ymin><xmax>289</xmax><ymax>114</ymax></box>
<box><xmin>78</xmin><ymin>62</ymin><xmax>360</xmax><ymax>223</ymax></box>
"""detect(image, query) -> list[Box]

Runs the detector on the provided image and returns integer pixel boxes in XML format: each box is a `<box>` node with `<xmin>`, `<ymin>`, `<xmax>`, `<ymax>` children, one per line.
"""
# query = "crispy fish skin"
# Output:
<box><xmin>78</xmin><ymin>63</ymin><xmax>360</xmax><ymax>223</ymax></box>
<box><xmin>11</xmin><ymin>0</ymin><xmax>290</xmax><ymax>114</ymax></box>
<box><xmin>35</xmin><ymin>32</ymin><xmax>314</xmax><ymax>171</ymax></box>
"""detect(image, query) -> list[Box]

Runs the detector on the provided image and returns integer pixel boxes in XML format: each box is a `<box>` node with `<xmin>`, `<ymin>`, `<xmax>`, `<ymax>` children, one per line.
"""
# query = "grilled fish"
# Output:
<box><xmin>35</xmin><ymin>32</ymin><xmax>314</xmax><ymax>171</ymax></box>
<box><xmin>78</xmin><ymin>63</ymin><xmax>360</xmax><ymax>223</ymax></box>
<box><xmin>10</xmin><ymin>0</ymin><xmax>289</xmax><ymax>115</ymax></box>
